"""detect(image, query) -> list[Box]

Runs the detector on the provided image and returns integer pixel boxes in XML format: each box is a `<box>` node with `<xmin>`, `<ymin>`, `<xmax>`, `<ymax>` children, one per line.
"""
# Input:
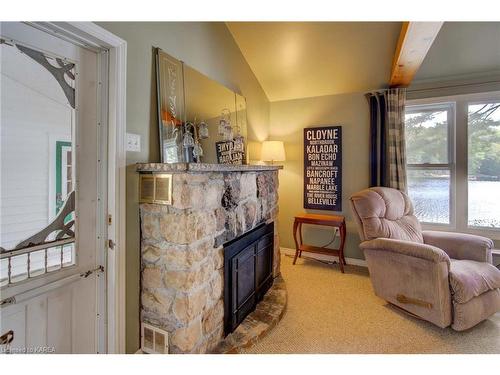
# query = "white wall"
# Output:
<box><xmin>0</xmin><ymin>44</ymin><xmax>72</xmax><ymax>250</ymax></box>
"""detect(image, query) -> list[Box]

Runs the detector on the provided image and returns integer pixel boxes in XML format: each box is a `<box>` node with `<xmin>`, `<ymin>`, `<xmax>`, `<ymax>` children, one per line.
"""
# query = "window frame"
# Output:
<box><xmin>405</xmin><ymin>101</ymin><xmax>456</xmax><ymax>228</ymax></box>
<box><xmin>406</xmin><ymin>91</ymin><xmax>500</xmax><ymax>240</ymax></box>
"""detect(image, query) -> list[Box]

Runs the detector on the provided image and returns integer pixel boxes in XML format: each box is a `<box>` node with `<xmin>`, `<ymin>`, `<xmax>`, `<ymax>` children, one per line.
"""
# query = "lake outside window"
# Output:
<box><xmin>405</xmin><ymin>93</ymin><xmax>500</xmax><ymax>237</ymax></box>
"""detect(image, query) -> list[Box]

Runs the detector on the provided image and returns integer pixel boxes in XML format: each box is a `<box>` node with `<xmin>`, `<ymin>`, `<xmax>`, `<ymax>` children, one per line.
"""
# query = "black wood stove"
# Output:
<box><xmin>223</xmin><ymin>222</ymin><xmax>274</xmax><ymax>335</ymax></box>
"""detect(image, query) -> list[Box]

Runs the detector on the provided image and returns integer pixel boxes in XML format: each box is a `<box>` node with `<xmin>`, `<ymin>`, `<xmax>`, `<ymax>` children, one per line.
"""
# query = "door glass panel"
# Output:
<box><xmin>468</xmin><ymin>102</ymin><xmax>500</xmax><ymax>228</ymax></box>
<box><xmin>1</xmin><ymin>40</ymin><xmax>76</xmax><ymax>284</ymax></box>
<box><xmin>407</xmin><ymin>169</ymin><xmax>451</xmax><ymax>224</ymax></box>
<box><xmin>405</xmin><ymin>109</ymin><xmax>449</xmax><ymax>164</ymax></box>
<box><xmin>47</xmin><ymin>246</ymin><xmax>62</xmax><ymax>272</ymax></box>
<box><xmin>62</xmin><ymin>243</ymin><xmax>75</xmax><ymax>267</ymax></box>
<box><xmin>10</xmin><ymin>253</ymin><xmax>28</xmax><ymax>283</ymax></box>
<box><xmin>29</xmin><ymin>250</ymin><xmax>46</xmax><ymax>277</ymax></box>
<box><xmin>0</xmin><ymin>258</ymin><xmax>8</xmax><ymax>286</ymax></box>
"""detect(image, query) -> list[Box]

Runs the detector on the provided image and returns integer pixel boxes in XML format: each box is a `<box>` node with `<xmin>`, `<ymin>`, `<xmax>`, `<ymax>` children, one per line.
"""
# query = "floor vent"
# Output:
<box><xmin>141</xmin><ymin>323</ymin><xmax>169</xmax><ymax>354</ymax></box>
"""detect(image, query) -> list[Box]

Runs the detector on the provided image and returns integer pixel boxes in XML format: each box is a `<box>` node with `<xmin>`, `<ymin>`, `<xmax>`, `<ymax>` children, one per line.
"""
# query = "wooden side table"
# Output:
<box><xmin>292</xmin><ymin>213</ymin><xmax>347</xmax><ymax>273</ymax></box>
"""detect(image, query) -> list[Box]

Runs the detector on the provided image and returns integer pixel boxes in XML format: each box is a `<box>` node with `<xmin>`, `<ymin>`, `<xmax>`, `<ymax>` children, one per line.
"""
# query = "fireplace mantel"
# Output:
<box><xmin>137</xmin><ymin>165</ymin><xmax>280</xmax><ymax>353</ymax></box>
<box><xmin>137</xmin><ymin>162</ymin><xmax>283</xmax><ymax>173</ymax></box>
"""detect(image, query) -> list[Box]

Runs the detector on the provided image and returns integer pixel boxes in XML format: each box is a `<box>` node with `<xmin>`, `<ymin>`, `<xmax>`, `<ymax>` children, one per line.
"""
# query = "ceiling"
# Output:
<box><xmin>226</xmin><ymin>22</ymin><xmax>402</xmax><ymax>102</ymax></box>
<box><xmin>415</xmin><ymin>22</ymin><xmax>500</xmax><ymax>82</ymax></box>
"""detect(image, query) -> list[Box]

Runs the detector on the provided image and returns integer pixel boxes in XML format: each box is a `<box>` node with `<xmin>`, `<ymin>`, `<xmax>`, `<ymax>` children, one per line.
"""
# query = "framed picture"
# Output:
<box><xmin>215</xmin><ymin>139</ymin><xmax>245</xmax><ymax>165</ymax></box>
<box><xmin>303</xmin><ymin>126</ymin><xmax>342</xmax><ymax>211</ymax></box>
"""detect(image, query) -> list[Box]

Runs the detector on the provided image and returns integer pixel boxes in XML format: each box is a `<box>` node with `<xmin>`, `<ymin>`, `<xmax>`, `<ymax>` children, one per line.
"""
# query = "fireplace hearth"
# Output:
<box><xmin>224</xmin><ymin>222</ymin><xmax>274</xmax><ymax>335</ymax></box>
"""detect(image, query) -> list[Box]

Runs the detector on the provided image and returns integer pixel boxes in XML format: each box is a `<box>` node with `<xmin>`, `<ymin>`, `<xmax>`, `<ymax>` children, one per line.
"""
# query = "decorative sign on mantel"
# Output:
<box><xmin>303</xmin><ymin>126</ymin><xmax>342</xmax><ymax>211</ymax></box>
<box><xmin>215</xmin><ymin>139</ymin><xmax>245</xmax><ymax>165</ymax></box>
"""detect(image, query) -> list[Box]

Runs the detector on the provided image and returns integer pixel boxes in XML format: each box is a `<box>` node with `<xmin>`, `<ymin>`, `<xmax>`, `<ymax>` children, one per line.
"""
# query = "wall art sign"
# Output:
<box><xmin>215</xmin><ymin>139</ymin><xmax>245</xmax><ymax>165</ymax></box>
<box><xmin>303</xmin><ymin>126</ymin><xmax>342</xmax><ymax>211</ymax></box>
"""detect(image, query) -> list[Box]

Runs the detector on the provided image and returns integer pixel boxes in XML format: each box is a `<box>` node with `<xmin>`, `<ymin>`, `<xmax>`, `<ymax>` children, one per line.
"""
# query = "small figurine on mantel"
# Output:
<box><xmin>182</xmin><ymin>119</ymin><xmax>209</xmax><ymax>163</ymax></box>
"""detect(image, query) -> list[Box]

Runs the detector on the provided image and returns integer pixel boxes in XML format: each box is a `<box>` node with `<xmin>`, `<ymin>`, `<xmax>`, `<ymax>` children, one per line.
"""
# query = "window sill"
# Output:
<box><xmin>421</xmin><ymin>224</ymin><xmax>500</xmax><ymax>241</ymax></box>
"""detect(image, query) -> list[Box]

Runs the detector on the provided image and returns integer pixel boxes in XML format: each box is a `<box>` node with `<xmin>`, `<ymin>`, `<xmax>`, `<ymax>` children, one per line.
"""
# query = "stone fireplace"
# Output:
<box><xmin>137</xmin><ymin>163</ymin><xmax>281</xmax><ymax>354</ymax></box>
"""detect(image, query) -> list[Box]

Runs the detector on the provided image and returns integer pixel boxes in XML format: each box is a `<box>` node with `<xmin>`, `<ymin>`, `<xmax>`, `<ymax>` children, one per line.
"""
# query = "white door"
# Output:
<box><xmin>0</xmin><ymin>22</ymin><xmax>107</xmax><ymax>353</ymax></box>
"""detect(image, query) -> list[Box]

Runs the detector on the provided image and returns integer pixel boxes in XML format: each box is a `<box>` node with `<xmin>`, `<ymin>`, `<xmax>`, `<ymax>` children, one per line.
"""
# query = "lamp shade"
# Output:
<box><xmin>261</xmin><ymin>141</ymin><xmax>286</xmax><ymax>162</ymax></box>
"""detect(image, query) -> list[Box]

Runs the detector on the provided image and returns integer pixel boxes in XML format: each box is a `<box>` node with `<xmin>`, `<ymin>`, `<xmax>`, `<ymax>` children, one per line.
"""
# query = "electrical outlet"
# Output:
<box><xmin>126</xmin><ymin>133</ymin><xmax>141</xmax><ymax>152</ymax></box>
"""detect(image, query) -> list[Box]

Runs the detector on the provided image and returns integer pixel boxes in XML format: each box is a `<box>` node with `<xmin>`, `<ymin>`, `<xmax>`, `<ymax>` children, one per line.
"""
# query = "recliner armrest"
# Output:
<box><xmin>422</xmin><ymin>230</ymin><xmax>493</xmax><ymax>263</ymax></box>
<box><xmin>360</xmin><ymin>238</ymin><xmax>450</xmax><ymax>265</ymax></box>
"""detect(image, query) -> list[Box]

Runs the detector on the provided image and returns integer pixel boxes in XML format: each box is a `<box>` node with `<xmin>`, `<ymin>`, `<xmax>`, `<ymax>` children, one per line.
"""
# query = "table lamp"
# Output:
<box><xmin>261</xmin><ymin>141</ymin><xmax>286</xmax><ymax>165</ymax></box>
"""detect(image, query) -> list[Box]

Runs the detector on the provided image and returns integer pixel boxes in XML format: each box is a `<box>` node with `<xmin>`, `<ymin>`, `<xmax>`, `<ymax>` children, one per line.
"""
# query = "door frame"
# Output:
<box><xmin>28</xmin><ymin>22</ymin><xmax>128</xmax><ymax>354</ymax></box>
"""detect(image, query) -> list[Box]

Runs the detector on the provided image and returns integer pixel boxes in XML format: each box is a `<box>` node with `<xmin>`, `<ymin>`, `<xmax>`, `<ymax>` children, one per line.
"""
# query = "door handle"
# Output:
<box><xmin>0</xmin><ymin>330</ymin><xmax>14</xmax><ymax>345</ymax></box>
<box><xmin>0</xmin><ymin>296</ymin><xmax>16</xmax><ymax>307</ymax></box>
<box><xmin>80</xmin><ymin>265</ymin><xmax>105</xmax><ymax>278</ymax></box>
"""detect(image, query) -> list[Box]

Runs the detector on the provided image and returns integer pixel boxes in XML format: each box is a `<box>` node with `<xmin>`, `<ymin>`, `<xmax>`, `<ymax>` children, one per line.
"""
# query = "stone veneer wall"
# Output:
<box><xmin>139</xmin><ymin>170</ymin><xmax>279</xmax><ymax>353</ymax></box>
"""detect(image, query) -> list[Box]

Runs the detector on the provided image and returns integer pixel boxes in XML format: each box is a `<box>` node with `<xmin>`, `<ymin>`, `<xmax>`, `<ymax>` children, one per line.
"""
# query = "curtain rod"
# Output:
<box><xmin>407</xmin><ymin>79</ymin><xmax>500</xmax><ymax>93</ymax></box>
<box><xmin>365</xmin><ymin>88</ymin><xmax>407</xmax><ymax>99</ymax></box>
<box><xmin>366</xmin><ymin>79</ymin><xmax>500</xmax><ymax>96</ymax></box>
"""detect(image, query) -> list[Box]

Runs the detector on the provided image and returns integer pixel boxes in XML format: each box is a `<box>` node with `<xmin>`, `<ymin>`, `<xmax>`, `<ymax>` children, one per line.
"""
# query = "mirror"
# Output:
<box><xmin>156</xmin><ymin>48</ymin><xmax>248</xmax><ymax>164</ymax></box>
<box><xmin>156</xmin><ymin>50</ymin><xmax>185</xmax><ymax>163</ymax></box>
<box><xmin>236</xmin><ymin>93</ymin><xmax>247</xmax><ymax>142</ymax></box>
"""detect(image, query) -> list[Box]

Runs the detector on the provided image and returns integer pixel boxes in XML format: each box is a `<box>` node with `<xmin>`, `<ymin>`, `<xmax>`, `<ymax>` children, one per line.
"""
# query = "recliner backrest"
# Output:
<box><xmin>349</xmin><ymin>187</ymin><xmax>423</xmax><ymax>243</ymax></box>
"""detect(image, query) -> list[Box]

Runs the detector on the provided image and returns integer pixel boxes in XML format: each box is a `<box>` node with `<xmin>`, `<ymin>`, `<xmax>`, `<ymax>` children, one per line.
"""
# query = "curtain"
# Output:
<box><xmin>366</xmin><ymin>88</ymin><xmax>407</xmax><ymax>191</ymax></box>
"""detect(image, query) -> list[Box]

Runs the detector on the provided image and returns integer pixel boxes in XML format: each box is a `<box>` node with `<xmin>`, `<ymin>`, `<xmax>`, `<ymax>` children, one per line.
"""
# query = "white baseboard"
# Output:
<box><xmin>280</xmin><ymin>247</ymin><xmax>367</xmax><ymax>267</ymax></box>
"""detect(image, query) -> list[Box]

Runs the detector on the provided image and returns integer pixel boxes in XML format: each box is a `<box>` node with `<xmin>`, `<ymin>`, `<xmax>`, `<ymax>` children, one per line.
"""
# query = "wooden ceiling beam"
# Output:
<box><xmin>390</xmin><ymin>21</ymin><xmax>444</xmax><ymax>87</ymax></box>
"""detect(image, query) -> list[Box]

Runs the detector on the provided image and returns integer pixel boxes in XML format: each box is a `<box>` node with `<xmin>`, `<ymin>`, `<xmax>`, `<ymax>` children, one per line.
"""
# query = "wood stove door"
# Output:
<box><xmin>225</xmin><ymin>222</ymin><xmax>274</xmax><ymax>334</ymax></box>
<box><xmin>231</xmin><ymin>243</ymin><xmax>256</xmax><ymax>330</ymax></box>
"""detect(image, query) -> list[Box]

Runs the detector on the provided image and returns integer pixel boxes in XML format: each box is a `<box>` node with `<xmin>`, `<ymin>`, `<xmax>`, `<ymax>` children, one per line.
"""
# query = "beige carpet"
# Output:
<box><xmin>241</xmin><ymin>254</ymin><xmax>500</xmax><ymax>354</ymax></box>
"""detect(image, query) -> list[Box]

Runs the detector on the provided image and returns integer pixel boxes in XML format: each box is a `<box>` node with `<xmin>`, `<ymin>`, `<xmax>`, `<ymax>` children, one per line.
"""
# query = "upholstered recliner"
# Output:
<box><xmin>350</xmin><ymin>187</ymin><xmax>500</xmax><ymax>331</ymax></box>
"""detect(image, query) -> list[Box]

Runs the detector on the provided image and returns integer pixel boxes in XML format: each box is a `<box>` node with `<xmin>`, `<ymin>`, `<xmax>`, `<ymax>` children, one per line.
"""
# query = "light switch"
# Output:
<box><xmin>126</xmin><ymin>133</ymin><xmax>141</xmax><ymax>152</ymax></box>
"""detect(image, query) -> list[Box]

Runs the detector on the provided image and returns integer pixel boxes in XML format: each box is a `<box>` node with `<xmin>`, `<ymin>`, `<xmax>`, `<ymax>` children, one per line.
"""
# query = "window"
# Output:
<box><xmin>56</xmin><ymin>141</ymin><xmax>73</xmax><ymax>214</ymax></box>
<box><xmin>405</xmin><ymin>93</ymin><xmax>500</xmax><ymax>236</ymax></box>
<box><xmin>467</xmin><ymin>102</ymin><xmax>500</xmax><ymax>229</ymax></box>
<box><xmin>405</xmin><ymin>103</ymin><xmax>454</xmax><ymax>225</ymax></box>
